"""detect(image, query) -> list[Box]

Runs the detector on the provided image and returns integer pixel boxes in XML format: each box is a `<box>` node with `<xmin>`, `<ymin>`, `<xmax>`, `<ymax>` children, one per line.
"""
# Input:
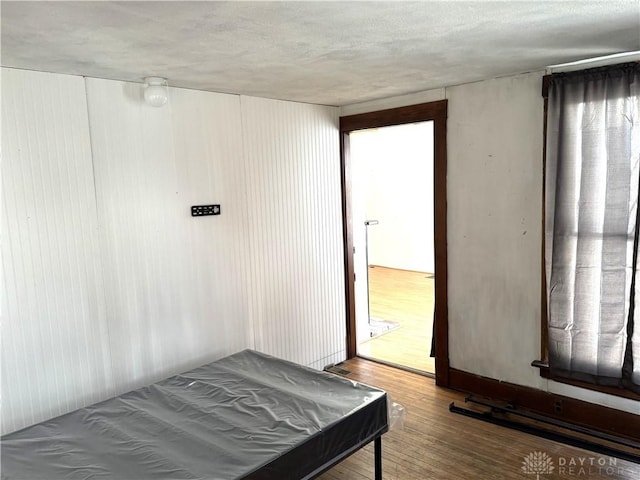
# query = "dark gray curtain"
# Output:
<box><xmin>546</xmin><ymin>63</ymin><xmax>640</xmax><ymax>392</ymax></box>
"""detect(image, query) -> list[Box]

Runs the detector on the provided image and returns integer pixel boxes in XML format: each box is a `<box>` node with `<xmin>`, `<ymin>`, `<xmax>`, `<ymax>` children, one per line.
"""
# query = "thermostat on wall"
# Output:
<box><xmin>191</xmin><ymin>204</ymin><xmax>221</xmax><ymax>216</ymax></box>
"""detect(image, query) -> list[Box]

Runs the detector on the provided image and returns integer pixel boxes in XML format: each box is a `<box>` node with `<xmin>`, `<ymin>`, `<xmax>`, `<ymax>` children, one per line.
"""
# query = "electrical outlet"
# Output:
<box><xmin>554</xmin><ymin>400</ymin><xmax>563</xmax><ymax>413</ymax></box>
<box><xmin>191</xmin><ymin>204</ymin><xmax>221</xmax><ymax>217</ymax></box>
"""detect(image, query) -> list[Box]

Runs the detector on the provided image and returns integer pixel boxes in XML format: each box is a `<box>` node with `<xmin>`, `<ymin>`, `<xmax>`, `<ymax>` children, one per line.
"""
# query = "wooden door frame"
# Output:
<box><xmin>339</xmin><ymin>100</ymin><xmax>450</xmax><ymax>387</ymax></box>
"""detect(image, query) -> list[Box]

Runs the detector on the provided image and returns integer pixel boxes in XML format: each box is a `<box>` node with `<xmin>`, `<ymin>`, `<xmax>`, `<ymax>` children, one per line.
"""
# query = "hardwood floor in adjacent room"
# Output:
<box><xmin>318</xmin><ymin>358</ymin><xmax>639</xmax><ymax>480</ymax></box>
<box><xmin>358</xmin><ymin>266</ymin><xmax>434</xmax><ymax>374</ymax></box>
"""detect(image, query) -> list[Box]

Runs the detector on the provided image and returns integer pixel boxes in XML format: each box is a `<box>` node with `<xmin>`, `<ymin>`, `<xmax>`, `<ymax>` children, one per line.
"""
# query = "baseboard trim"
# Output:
<box><xmin>448</xmin><ymin>368</ymin><xmax>640</xmax><ymax>442</ymax></box>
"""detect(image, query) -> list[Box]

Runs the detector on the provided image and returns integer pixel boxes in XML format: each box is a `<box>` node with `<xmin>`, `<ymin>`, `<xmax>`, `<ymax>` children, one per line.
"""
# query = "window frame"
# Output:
<box><xmin>537</xmin><ymin>73</ymin><xmax>640</xmax><ymax>401</ymax></box>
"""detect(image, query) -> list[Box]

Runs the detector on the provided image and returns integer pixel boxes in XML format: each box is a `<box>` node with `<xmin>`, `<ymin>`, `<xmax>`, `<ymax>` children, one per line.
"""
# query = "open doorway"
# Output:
<box><xmin>349</xmin><ymin>122</ymin><xmax>435</xmax><ymax>374</ymax></box>
<box><xmin>340</xmin><ymin>101</ymin><xmax>449</xmax><ymax>385</ymax></box>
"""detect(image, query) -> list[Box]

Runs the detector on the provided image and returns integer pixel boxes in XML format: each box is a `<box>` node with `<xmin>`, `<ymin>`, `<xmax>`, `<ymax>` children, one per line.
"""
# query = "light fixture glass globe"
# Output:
<box><xmin>143</xmin><ymin>77</ymin><xmax>168</xmax><ymax>107</ymax></box>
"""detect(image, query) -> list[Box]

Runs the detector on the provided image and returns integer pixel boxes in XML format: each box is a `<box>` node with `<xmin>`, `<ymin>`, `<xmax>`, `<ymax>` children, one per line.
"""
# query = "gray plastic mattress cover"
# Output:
<box><xmin>1</xmin><ymin>349</ymin><xmax>388</xmax><ymax>480</ymax></box>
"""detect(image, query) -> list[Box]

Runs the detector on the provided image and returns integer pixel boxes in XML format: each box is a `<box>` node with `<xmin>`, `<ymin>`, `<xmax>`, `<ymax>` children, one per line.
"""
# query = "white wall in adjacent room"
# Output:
<box><xmin>349</xmin><ymin>122</ymin><xmax>434</xmax><ymax>346</ymax></box>
<box><xmin>350</xmin><ymin>122</ymin><xmax>434</xmax><ymax>273</ymax></box>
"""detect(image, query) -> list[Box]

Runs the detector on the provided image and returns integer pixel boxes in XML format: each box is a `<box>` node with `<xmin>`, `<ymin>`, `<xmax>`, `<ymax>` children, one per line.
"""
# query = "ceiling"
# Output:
<box><xmin>2</xmin><ymin>1</ymin><xmax>639</xmax><ymax>106</ymax></box>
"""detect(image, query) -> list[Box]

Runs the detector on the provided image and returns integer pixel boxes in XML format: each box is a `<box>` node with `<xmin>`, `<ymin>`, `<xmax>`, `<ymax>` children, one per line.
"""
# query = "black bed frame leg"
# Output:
<box><xmin>374</xmin><ymin>436</ymin><xmax>382</xmax><ymax>480</ymax></box>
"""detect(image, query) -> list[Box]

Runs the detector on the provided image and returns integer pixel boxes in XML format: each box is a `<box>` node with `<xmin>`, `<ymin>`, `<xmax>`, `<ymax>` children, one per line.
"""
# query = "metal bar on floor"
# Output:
<box><xmin>449</xmin><ymin>402</ymin><xmax>640</xmax><ymax>464</ymax></box>
<box><xmin>464</xmin><ymin>395</ymin><xmax>640</xmax><ymax>450</ymax></box>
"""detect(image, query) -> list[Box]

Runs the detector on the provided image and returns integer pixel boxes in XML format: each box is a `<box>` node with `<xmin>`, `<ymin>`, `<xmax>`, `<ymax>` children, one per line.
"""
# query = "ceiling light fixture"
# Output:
<box><xmin>143</xmin><ymin>77</ymin><xmax>168</xmax><ymax>107</ymax></box>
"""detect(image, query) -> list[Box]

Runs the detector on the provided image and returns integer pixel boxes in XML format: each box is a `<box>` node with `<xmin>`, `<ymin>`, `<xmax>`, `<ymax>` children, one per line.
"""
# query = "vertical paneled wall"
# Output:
<box><xmin>1</xmin><ymin>69</ymin><xmax>115</xmax><ymax>433</ymax></box>
<box><xmin>86</xmin><ymin>79</ymin><xmax>252</xmax><ymax>391</ymax></box>
<box><xmin>241</xmin><ymin>96</ymin><xmax>346</xmax><ymax>369</ymax></box>
<box><xmin>1</xmin><ymin>69</ymin><xmax>345</xmax><ymax>434</ymax></box>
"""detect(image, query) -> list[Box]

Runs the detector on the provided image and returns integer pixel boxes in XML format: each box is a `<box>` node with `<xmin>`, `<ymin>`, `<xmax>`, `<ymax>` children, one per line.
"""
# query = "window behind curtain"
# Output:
<box><xmin>545</xmin><ymin>63</ymin><xmax>640</xmax><ymax>393</ymax></box>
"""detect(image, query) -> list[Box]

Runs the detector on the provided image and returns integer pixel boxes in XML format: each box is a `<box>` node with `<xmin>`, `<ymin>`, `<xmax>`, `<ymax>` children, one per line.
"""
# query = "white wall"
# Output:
<box><xmin>241</xmin><ymin>96</ymin><xmax>346</xmax><ymax>369</ymax></box>
<box><xmin>446</xmin><ymin>72</ymin><xmax>546</xmax><ymax>390</ymax></box>
<box><xmin>1</xmin><ymin>68</ymin><xmax>345</xmax><ymax>434</ymax></box>
<box><xmin>1</xmin><ymin>69</ymin><xmax>116</xmax><ymax>433</ymax></box>
<box><xmin>85</xmin><ymin>78</ymin><xmax>252</xmax><ymax>392</ymax></box>
<box><xmin>350</xmin><ymin>123</ymin><xmax>434</xmax><ymax>273</ymax></box>
<box><xmin>341</xmin><ymin>71</ymin><xmax>640</xmax><ymax>415</ymax></box>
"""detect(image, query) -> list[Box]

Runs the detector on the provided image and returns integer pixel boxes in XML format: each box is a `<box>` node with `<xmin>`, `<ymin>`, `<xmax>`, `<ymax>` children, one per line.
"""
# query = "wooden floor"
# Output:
<box><xmin>318</xmin><ymin>358</ymin><xmax>639</xmax><ymax>480</ymax></box>
<box><xmin>358</xmin><ymin>266</ymin><xmax>435</xmax><ymax>373</ymax></box>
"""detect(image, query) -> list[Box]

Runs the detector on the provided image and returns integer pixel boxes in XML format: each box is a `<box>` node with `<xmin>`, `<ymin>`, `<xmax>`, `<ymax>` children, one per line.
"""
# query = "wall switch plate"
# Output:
<box><xmin>191</xmin><ymin>204</ymin><xmax>221</xmax><ymax>216</ymax></box>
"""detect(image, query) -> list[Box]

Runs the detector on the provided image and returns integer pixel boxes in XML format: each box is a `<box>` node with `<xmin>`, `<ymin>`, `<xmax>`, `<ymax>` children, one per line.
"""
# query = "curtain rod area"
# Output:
<box><xmin>546</xmin><ymin>51</ymin><xmax>640</xmax><ymax>74</ymax></box>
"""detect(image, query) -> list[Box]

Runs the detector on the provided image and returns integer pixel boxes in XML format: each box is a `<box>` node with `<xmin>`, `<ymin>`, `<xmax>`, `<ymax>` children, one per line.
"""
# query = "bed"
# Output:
<box><xmin>1</xmin><ymin>349</ymin><xmax>389</xmax><ymax>480</ymax></box>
